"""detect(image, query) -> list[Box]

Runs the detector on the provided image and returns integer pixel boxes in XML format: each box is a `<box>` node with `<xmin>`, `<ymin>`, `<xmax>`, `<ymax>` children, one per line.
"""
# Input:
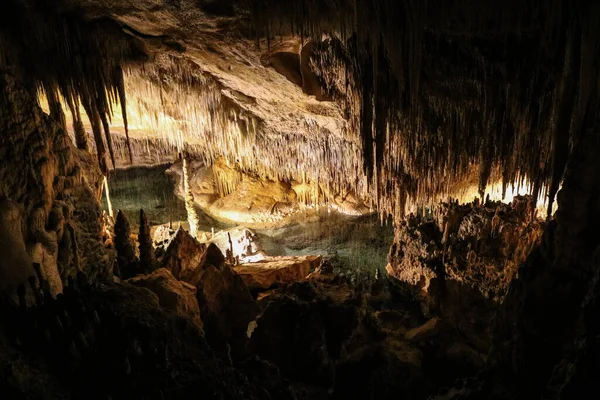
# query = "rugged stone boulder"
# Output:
<box><xmin>114</xmin><ymin>210</ymin><xmax>138</xmax><ymax>279</ymax></box>
<box><xmin>127</xmin><ymin>268</ymin><xmax>203</xmax><ymax>331</ymax></box>
<box><xmin>161</xmin><ymin>227</ymin><xmax>207</xmax><ymax>282</ymax></box>
<box><xmin>194</xmin><ymin>249</ymin><xmax>259</xmax><ymax>360</ymax></box>
<box><xmin>160</xmin><ymin>227</ymin><xmax>258</xmax><ymax>359</ymax></box>
<box><xmin>233</xmin><ymin>255</ymin><xmax>321</xmax><ymax>290</ymax></box>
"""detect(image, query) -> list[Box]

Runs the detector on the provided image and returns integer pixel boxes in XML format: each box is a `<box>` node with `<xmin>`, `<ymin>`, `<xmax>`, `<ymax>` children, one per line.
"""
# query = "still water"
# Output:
<box><xmin>101</xmin><ymin>165</ymin><xmax>393</xmax><ymax>272</ymax></box>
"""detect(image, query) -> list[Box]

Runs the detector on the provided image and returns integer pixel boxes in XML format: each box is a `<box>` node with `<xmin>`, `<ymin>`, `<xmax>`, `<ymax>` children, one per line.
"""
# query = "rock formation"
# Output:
<box><xmin>127</xmin><ymin>268</ymin><xmax>203</xmax><ymax>331</ymax></box>
<box><xmin>387</xmin><ymin>196</ymin><xmax>544</xmax><ymax>349</ymax></box>
<box><xmin>234</xmin><ymin>255</ymin><xmax>321</xmax><ymax>290</ymax></box>
<box><xmin>137</xmin><ymin>209</ymin><xmax>157</xmax><ymax>274</ymax></box>
<box><xmin>1</xmin><ymin>0</ymin><xmax>600</xmax><ymax>398</ymax></box>
<box><xmin>114</xmin><ymin>210</ymin><xmax>138</xmax><ymax>279</ymax></box>
<box><xmin>160</xmin><ymin>227</ymin><xmax>259</xmax><ymax>359</ymax></box>
<box><xmin>182</xmin><ymin>157</ymin><xmax>200</xmax><ymax>237</ymax></box>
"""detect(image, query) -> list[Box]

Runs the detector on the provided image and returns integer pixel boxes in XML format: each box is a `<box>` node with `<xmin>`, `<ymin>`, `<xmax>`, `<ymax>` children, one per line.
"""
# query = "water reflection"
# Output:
<box><xmin>102</xmin><ymin>165</ymin><xmax>394</xmax><ymax>272</ymax></box>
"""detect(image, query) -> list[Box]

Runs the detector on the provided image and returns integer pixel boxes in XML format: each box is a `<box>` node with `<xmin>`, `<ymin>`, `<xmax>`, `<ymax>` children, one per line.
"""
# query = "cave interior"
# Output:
<box><xmin>1</xmin><ymin>0</ymin><xmax>600</xmax><ymax>399</ymax></box>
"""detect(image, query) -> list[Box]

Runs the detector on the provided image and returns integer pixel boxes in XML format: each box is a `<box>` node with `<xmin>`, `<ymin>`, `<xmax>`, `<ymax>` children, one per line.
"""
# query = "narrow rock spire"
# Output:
<box><xmin>138</xmin><ymin>209</ymin><xmax>156</xmax><ymax>274</ymax></box>
<box><xmin>183</xmin><ymin>157</ymin><xmax>199</xmax><ymax>237</ymax></box>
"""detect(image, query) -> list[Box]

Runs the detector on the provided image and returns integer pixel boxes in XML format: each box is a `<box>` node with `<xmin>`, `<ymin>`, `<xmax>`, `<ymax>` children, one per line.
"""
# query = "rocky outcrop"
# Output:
<box><xmin>168</xmin><ymin>158</ymin><xmax>370</xmax><ymax>227</ymax></box>
<box><xmin>0</xmin><ymin>275</ymin><xmax>290</xmax><ymax>399</ymax></box>
<box><xmin>233</xmin><ymin>255</ymin><xmax>321</xmax><ymax>290</ymax></box>
<box><xmin>0</xmin><ymin>71</ymin><xmax>112</xmax><ymax>301</ymax></box>
<box><xmin>161</xmin><ymin>228</ymin><xmax>207</xmax><ymax>283</ymax></box>
<box><xmin>160</xmin><ymin>228</ymin><xmax>258</xmax><ymax>359</ymax></box>
<box><xmin>127</xmin><ymin>268</ymin><xmax>203</xmax><ymax>330</ymax></box>
<box><xmin>387</xmin><ymin>196</ymin><xmax>544</xmax><ymax>349</ymax></box>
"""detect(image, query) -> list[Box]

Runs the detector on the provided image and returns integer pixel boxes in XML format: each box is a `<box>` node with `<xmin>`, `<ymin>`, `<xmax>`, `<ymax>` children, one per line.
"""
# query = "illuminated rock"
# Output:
<box><xmin>159</xmin><ymin>227</ymin><xmax>258</xmax><ymax>358</ymax></box>
<box><xmin>233</xmin><ymin>255</ymin><xmax>321</xmax><ymax>290</ymax></box>
<box><xmin>387</xmin><ymin>196</ymin><xmax>544</xmax><ymax>348</ymax></box>
<box><xmin>161</xmin><ymin>228</ymin><xmax>206</xmax><ymax>282</ymax></box>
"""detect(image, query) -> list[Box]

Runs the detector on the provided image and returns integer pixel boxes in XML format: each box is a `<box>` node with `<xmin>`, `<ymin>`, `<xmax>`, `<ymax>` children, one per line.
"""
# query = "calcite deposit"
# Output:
<box><xmin>1</xmin><ymin>0</ymin><xmax>600</xmax><ymax>399</ymax></box>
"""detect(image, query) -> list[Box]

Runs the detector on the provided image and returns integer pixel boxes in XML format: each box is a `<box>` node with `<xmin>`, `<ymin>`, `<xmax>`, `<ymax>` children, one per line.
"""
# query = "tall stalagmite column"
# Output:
<box><xmin>138</xmin><ymin>209</ymin><xmax>156</xmax><ymax>274</ymax></box>
<box><xmin>103</xmin><ymin>176</ymin><xmax>114</xmax><ymax>218</ymax></box>
<box><xmin>183</xmin><ymin>157</ymin><xmax>199</xmax><ymax>237</ymax></box>
<box><xmin>114</xmin><ymin>210</ymin><xmax>137</xmax><ymax>278</ymax></box>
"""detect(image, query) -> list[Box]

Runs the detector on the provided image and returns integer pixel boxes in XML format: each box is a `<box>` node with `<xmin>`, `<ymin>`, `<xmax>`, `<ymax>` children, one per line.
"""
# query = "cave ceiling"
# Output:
<box><xmin>1</xmin><ymin>0</ymin><xmax>599</xmax><ymax>219</ymax></box>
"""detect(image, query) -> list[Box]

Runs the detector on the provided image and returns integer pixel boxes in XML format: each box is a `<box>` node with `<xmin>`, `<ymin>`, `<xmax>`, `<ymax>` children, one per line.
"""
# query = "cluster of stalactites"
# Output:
<box><xmin>0</xmin><ymin>0</ymin><xmax>138</xmax><ymax>175</ymax></box>
<box><xmin>121</xmin><ymin>54</ymin><xmax>366</xmax><ymax>208</ymax></box>
<box><xmin>212</xmin><ymin>159</ymin><xmax>244</xmax><ymax>198</ymax></box>
<box><xmin>249</xmin><ymin>0</ymin><xmax>600</xmax><ymax>220</ymax></box>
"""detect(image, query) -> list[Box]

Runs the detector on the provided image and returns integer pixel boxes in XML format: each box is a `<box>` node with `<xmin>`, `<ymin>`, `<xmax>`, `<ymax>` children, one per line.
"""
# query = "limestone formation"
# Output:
<box><xmin>233</xmin><ymin>255</ymin><xmax>321</xmax><ymax>290</ymax></box>
<box><xmin>138</xmin><ymin>209</ymin><xmax>157</xmax><ymax>274</ymax></box>
<box><xmin>387</xmin><ymin>195</ymin><xmax>544</xmax><ymax>349</ymax></box>
<box><xmin>1</xmin><ymin>0</ymin><xmax>600</xmax><ymax>398</ymax></box>
<box><xmin>182</xmin><ymin>157</ymin><xmax>200</xmax><ymax>237</ymax></box>
<box><xmin>159</xmin><ymin>227</ymin><xmax>258</xmax><ymax>358</ymax></box>
<box><xmin>127</xmin><ymin>268</ymin><xmax>203</xmax><ymax>331</ymax></box>
<box><xmin>160</xmin><ymin>228</ymin><xmax>207</xmax><ymax>283</ymax></box>
<box><xmin>114</xmin><ymin>210</ymin><xmax>137</xmax><ymax>279</ymax></box>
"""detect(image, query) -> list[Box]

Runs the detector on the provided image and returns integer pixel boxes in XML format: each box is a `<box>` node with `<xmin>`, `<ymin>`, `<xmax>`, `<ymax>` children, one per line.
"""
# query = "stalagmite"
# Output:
<box><xmin>103</xmin><ymin>176</ymin><xmax>114</xmax><ymax>218</ymax></box>
<box><xmin>138</xmin><ymin>209</ymin><xmax>156</xmax><ymax>274</ymax></box>
<box><xmin>182</xmin><ymin>157</ymin><xmax>199</xmax><ymax>237</ymax></box>
<box><xmin>114</xmin><ymin>210</ymin><xmax>137</xmax><ymax>279</ymax></box>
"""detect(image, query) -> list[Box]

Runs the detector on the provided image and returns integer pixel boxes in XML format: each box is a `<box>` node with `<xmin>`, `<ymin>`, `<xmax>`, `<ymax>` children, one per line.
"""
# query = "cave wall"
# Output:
<box><xmin>0</xmin><ymin>70</ymin><xmax>112</xmax><ymax>302</ymax></box>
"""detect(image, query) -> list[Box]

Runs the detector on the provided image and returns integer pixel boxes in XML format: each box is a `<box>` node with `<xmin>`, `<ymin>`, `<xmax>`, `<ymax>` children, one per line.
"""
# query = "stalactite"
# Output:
<box><xmin>98</xmin><ymin>96</ymin><xmax>116</xmax><ymax>169</ymax></box>
<box><xmin>547</xmin><ymin>27</ymin><xmax>578</xmax><ymax>218</ymax></box>
<box><xmin>114</xmin><ymin>66</ymin><xmax>133</xmax><ymax>164</ymax></box>
<box><xmin>213</xmin><ymin>159</ymin><xmax>243</xmax><ymax>198</ymax></box>
<box><xmin>2</xmin><ymin>0</ymin><xmax>593</xmax><ymax>226</ymax></box>
<box><xmin>82</xmin><ymin>98</ymin><xmax>108</xmax><ymax>176</ymax></box>
<box><xmin>67</xmin><ymin>95</ymin><xmax>88</xmax><ymax>151</ymax></box>
<box><xmin>247</xmin><ymin>0</ymin><xmax>594</xmax><ymax>220</ymax></box>
<box><xmin>182</xmin><ymin>157</ymin><xmax>199</xmax><ymax>237</ymax></box>
<box><xmin>0</xmin><ymin>0</ymin><xmax>142</xmax><ymax>173</ymax></box>
<box><xmin>43</xmin><ymin>83</ymin><xmax>67</xmax><ymax>133</ymax></box>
